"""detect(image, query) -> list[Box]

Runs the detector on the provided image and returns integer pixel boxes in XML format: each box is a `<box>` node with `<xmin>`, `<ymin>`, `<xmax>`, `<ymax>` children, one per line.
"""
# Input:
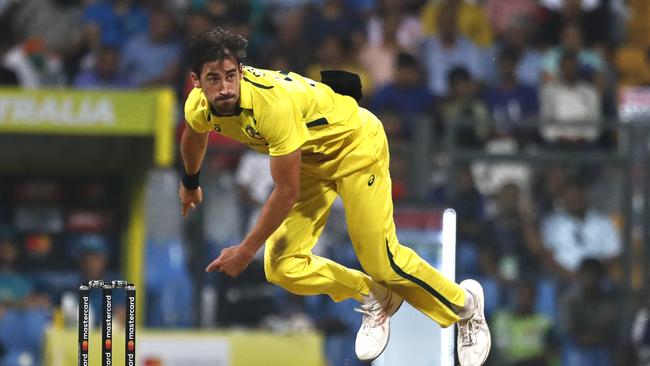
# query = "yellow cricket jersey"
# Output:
<box><xmin>185</xmin><ymin>66</ymin><xmax>380</xmax><ymax>179</ymax></box>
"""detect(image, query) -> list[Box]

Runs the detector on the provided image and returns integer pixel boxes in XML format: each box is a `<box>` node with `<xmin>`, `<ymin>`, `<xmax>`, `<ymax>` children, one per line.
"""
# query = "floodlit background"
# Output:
<box><xmin>0</xmin><ymin>0</ymin><xmax>649</xmax><ymax>365</ymax></box>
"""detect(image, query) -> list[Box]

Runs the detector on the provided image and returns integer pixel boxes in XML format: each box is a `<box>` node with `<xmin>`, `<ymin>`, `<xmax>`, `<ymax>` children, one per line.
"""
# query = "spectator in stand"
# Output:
<box><xmin>540</xmin><ymin>180</ymin><xmax>621</xmax><ymax>281</ymax></box>
<box><xmin>305</xmin><ymin>35</ymin><xmax>370</xmax><ymax>96</ymax></box>
<box><xmin>121</xmin><ymin>8</ymin><xmax>181</xmax><ymax>87</ymax></box>
<box><xmin>67</xmin><ymin>234</ymin><xmax>125</xmax><ymax>327</ymax></box>
<box><xmin>532</xmin><ymin>164</ymin><xmax>569</xmax><ymax>215</ymax></box>
<box><xmin>537</xmin><ymin>0</ymin><xmax>612</xmax><ymax>48</ymax></box>
<box><xmin>484</xmin><ymin>0</ymin><xmax>540</xmax><ymax>39</ymax></box>
<box><xmin>492</xmin><ymin>281</ymin><xmax>555</xmax><ymax>366</ymax></box>
<box><xmin>420</xmin><ymin>0</ymin><xmax>493</xmax><ymax>47</ymax></box>
<box><xmin>74</xmin><ymin>45</ymin><xmax>132</xmax><ymax>89</ymax></box>
<box><xmin>259</xmin><ymin>9</ymin><xmax>311</xmax><ymax>74</ymax></box>
<box><xmin>0</xmin><ymin>232</ymin><xmax>31</xmax><ymax>310</ymax></box>
<box><xmin>82</xmin><ymin>0</ymin><xmax>149</xmax><ymax>51</ymax></box>
<box><xmin>0</xmin><ymin>8</ymin><xmax>39</xmax><ymax>88</ymax></box>
<box><xmin>369</xmin><ymin>52</ymin><xmax>435</xmax><ymax>137</ymax></box>
<box><xmin>3</xmin><ymin>37</ymin><xmax>67</xmax><ymax>87</ymax></box>
<box><xmin>449</xmin><ymin>166</ymin><xmax>487</xmax><ymax>246</ymax></box>
<box><xmin>366</xmin><ymin>0</ymin><xmax>423</xmax><ymax>53</ymax></box>
<box><xmin>77</xmin><ymin>234</ymin><xmax>111</xmax><ymax>290</ymax></box>
<box><xmin>441</xmin><ymin>66</ymin><xmax>490</xmax><ymax>147</ymax></box>
<box><xmin>560</xmin><ymin>258</ymin><xmax>619</xmax><ymax>366</ymax></box>
<box><xmin>303</xmin><ymin>0</ymin><xmax>365</xmax><ymax>52</ymax></box>
<box><xmin>540</xmin><ymin>50</ymin><xmax>601</xmax><ymax>145</ymax></box>
<box><xmin>11</xmin><ymin>0</ymin><xmax>85</xmax><ymax>84</ymax></box>
<box><xmin>486</xmin><ymin>16</ymin><xmax>544</xmax><ymax>87</ymax></box>
<box><xmin>0</xmin><ymin>230</ymin><xmax>51</xmax><ymax>366</ymax></box>
<box><xmin>421</xmin><ymin>5</ymin><xmax>485</xmax><ymax>96</ymax></box>
<box><xmin>358</xmin><ymin>12</ymin><xmax>404</xmax><ymax>91</ymax></box>
<box><xmin>541</xmin><ymin>23</ymin><xmax>605</xmax><ymax>85</ymax></box>
<box><xmin>479</xmin><ymin>184</ymin><xmax>543</xmax><ymax>297</ymax></box>
<box><xmin>483</xmin><ymin>47</ymin><xmax>539</xmax><ymax>137</ymax></box>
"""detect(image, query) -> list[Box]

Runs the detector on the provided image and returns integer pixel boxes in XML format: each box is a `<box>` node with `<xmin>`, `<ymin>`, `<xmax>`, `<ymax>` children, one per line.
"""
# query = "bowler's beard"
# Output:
<box><xmin>212</xmin><ymin>97</ymin><xmax>240</xmax><ymax>116</ymax></box>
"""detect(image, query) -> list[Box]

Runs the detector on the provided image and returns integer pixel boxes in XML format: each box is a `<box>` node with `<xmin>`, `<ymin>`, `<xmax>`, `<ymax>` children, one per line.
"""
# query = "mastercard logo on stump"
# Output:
<box><xmin>127</xmin><ymin>341</ymin><xmax>135</xmax><ymax>352</ymax></box>
<box><xmin>82</xmin><ymin>341</ymin><xmax>88</xmax><ymax>351</ymax></box>
<box><xmin>105</xmin><ymin>340</ymin><xmax>112</xmax><ymax>350</ymax></box>
<box><xmin>144</xmin><ymin>358</ymin><xmax>162</xmax><ymax>366</ymax></box>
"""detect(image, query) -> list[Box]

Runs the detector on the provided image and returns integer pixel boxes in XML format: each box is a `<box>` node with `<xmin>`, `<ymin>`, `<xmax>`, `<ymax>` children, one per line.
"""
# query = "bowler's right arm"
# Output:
<box><xmin>179</xmin><ymin>122</ymin><xmax>209</xmax><ymax>217</ymax></box>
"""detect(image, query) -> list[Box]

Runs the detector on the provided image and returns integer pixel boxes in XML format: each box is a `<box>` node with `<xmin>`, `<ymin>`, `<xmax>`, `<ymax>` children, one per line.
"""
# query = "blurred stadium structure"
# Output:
<box><xmin>1</xmin><ymin>0</ymin><xmax>650</xmax><ymax>365</ymax></box>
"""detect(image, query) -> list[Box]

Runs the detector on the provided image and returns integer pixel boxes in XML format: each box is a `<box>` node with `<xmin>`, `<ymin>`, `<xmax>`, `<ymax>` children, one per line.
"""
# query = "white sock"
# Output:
<box><xmin>369</xmin><ymin>282</ymin><xmax>389</xmax><ymax>301</ymax></box>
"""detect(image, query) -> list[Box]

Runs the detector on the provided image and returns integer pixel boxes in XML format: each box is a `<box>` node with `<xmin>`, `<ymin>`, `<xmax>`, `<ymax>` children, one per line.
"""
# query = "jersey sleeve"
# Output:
<box><xmin>256</xmin><ymin>98</ymin><xmax>309</xmax><ymax>156</ymax></box>
<box><xmin>184</xmin><ymin>90</ymin><xmax>212</xmax><ymax>133</ymax></box>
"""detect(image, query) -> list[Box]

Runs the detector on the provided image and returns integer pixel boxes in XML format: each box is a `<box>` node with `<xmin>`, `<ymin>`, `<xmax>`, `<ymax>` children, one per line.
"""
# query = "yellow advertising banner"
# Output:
<box><xmin>0</xmin><ymin>88</ymin><xmax>176</xmax><ymax>166</ymax></box>
<box><xmin>0</xmin><ymin>88</ymin><xmax>170</xmax><ymax>136</ymax></box>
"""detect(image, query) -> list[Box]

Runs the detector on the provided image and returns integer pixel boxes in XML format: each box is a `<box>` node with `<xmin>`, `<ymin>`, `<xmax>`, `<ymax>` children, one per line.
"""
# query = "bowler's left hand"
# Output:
<box><xmin>206</xmin><ymin>245</ymin><xmax>255</xmax><ymax>277</ymax></box>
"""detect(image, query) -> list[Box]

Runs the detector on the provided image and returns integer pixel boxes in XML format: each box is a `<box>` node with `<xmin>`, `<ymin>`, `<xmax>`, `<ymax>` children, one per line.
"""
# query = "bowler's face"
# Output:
<box><xmin>192</xmin><ymin>56</ymin><xmax>242</xmax><ymax>115</ymax></box>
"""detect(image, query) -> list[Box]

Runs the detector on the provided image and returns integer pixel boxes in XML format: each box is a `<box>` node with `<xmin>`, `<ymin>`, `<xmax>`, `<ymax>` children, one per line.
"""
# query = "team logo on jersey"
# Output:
<box><xmin>245</xmin><ymin>125</ymin><xmax>263</xmax><ymax>139</ymax></box>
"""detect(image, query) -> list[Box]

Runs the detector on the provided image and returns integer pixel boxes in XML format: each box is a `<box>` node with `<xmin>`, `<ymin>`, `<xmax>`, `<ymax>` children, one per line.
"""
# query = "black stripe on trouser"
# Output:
<box><xmin>385</xmin><ymin>240</ymin><xmax>455</xmax><ymax>312</ymax></box>
<box><xmin>306</xmin><ymin>117</ymin><xmax>328</xmax><ymax>128</ymax></box>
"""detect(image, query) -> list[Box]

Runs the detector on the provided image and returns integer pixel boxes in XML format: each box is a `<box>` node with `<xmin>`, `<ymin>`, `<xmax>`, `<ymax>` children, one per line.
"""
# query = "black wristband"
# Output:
<box><xmin>182</xmin><ymin>169</ymin><xmax>201</xmax><ymax>190</ymax></box>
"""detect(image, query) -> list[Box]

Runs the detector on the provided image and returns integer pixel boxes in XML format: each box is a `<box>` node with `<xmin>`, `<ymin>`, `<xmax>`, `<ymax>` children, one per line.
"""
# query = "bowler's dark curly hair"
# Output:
<box><xmin>188</xmin><ymin>27</ymin><xmax>248</xmax><ymax>75</ymax></box>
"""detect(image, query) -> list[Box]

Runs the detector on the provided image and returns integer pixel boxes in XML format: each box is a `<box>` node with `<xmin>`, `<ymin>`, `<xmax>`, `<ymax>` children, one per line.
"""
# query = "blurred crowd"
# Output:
<box><xmin>1</xmin><ymin>0</ymin><xmax>650</xmax><ymax>365</ymax></box>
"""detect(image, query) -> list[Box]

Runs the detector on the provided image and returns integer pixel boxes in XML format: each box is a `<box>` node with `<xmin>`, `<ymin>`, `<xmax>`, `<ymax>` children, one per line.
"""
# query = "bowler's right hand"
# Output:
<box><xmin>179</xmin><ymin>184</ymin><xmax>203</xmax><ymax>218</ymax></box>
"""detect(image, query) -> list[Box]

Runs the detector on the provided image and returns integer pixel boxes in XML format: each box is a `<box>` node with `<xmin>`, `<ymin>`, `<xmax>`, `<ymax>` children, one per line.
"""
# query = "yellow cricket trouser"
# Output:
<box><xmin>264</xmin><ymin>110</ymin><xmax>465</xmax><ymax>328</ymax></box>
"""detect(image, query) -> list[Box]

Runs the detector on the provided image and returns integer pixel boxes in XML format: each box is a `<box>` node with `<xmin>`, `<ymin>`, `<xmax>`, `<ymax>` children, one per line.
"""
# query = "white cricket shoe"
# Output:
<box><xmin>457</xmin><ymin>279</ymin><xmax>491</xmax><ymax>366</ymax></box>
<box><xmin>354</xmin><ymin>285</ymin><xmax>403</xmax><ymax>361</ymax></box>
